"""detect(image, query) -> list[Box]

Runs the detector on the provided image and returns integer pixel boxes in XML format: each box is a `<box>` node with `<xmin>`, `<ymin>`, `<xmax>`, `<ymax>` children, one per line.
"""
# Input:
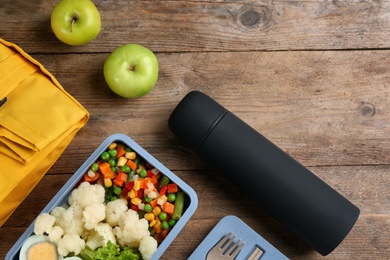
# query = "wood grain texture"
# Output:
<box><xmin>1</xmin><ymin>0</ymin><xmax>389</xmax><ymax>259</ymax></box>
<box><xmin>29</xmin><ymin>50</ymin><xmax>390</xmax><ymax>168</ymax></box>
<box><xmin>1</xmin><ymin>0</ymin><xmax>390</xmax><ymax>53</ymax></box>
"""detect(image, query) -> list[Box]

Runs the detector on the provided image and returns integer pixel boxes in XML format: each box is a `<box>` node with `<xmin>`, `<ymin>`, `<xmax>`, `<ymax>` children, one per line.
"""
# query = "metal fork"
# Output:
<box><xmin>206</xmin><ymin>232</ymin><xmax>245</xmax><ymax>260</ymax></box>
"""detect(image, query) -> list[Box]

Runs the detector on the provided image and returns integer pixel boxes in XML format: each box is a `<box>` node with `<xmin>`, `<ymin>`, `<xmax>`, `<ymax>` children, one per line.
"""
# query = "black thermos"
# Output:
<box><xmin>168</xmin><ymin>91</ymin><xmax>359</xmax><ymax>256</ymax></box>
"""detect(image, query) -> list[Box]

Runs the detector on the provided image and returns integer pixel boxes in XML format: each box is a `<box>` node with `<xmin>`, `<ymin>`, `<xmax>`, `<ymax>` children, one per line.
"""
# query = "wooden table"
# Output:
<box><xmin>1</xmin><ymin>0</ymin><xmax>389</xmax><ymax>259</ymax></box>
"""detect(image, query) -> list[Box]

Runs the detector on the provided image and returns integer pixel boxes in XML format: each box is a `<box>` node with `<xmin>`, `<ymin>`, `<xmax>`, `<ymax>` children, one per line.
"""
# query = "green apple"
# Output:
<box><xmin>103</xmin><ymin>44</ymin><xmax>159</xmax><ymax>98</ymax></box>
<box><xmin>51</xmin><ymin>0</ymin><xmax>101</xmax><ymax>45</ymax></box>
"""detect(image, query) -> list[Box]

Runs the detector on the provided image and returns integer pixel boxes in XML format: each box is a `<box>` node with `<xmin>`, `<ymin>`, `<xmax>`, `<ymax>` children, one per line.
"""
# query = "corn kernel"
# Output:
<box><xmin>153</xmin><ymin>206</ymin><xmax>161</xmax><ymax>216</ymax></box>
<box><xmin>129</xmin><ymin>189</ymin><xmax>136</xmax><ymax>199</ymax></box>
<box><xmin>108</xmin><ymin>142</ymin><xmax>117</xmax><ymax>150</ymax></box>
<box><xmin>125</xmin><ymin>151</ymin><xmax>137</xmax><ymax>160</ymax></box>
<box><xmin>134</xmin><ymin>180</ymin><xmax>141</xmax><ymax>191</ymax></box>
<box><xmin>144</xmin><ymin>212</ymin><xmax>155</xmax><ymax>221</ymax></box>
<box><xmin>131</xmin><ymin>197</ymin><xmax>142</xmax><ymax>205</ymax></box>
<box><xmin>153</xmin><ymin>220</ymin><xmax>162</xmax><ymax>233</ymax></box>
<box><xmin>117</xmin><ymin>156</ymin><xmax>127</xmax><ymax>167</ymax></box>
<box><xmin>149</xmin><ymin>219</ymin><xmax>157</xmax><ymax>227</ymax></box>
<box><xmin>104</xmin><ymin>178</ymin><xmax>112</xmax><ymax>187</ymax></box>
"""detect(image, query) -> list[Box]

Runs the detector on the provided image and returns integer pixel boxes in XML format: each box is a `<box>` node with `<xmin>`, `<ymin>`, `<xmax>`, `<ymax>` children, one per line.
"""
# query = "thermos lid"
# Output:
<box><xmin>168</xmin><ymin>91</ymin><xmax>227</xmax><ymax>151</ymax></box>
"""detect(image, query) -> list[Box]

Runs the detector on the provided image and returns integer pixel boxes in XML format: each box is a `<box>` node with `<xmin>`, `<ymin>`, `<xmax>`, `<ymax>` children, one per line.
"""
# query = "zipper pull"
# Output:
<box><xmin>0</xmin><ymin>97</ymin><xmax>6</xmax><ymax>107</ymax></box>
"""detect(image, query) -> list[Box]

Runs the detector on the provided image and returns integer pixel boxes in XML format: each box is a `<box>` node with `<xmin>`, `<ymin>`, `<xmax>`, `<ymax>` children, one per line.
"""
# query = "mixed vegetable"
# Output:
<box><xmin>83</xmin><ymin>142</ymin><xmax>187</xmax><ymax>243</ymax></box>
<box><xmin>24</xmin><ymin>142</ymin><xmax>189</xmax><ymax>260</ymax></box>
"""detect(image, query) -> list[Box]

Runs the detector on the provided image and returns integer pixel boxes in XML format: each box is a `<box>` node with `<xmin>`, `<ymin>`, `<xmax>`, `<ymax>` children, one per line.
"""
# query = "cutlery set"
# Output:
<box><xmin>189</xmin><ymin>215</ymin><xmax>288</xmax><ymax>260</ymax></box>
<box><xmin>206</xmin><ymin>232</ymin><xmax>263</xmax><ymax>260</ymax></box>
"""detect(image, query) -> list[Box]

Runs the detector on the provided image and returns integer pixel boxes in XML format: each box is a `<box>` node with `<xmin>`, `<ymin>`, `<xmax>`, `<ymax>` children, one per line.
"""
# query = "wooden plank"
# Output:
<box><xmin>1</xmin><ymin>1</ymin><xmax>389</xmax><ymax>259</ymax></box>
<box><xmin>24</xmin><ymin>50</ymin><xmax>390</xmax><ymax>169</ymax></box>
<box><xmin>1</xmin><ymin>0</ymin><xmax>390</xmax><ymax>53</ymax></box>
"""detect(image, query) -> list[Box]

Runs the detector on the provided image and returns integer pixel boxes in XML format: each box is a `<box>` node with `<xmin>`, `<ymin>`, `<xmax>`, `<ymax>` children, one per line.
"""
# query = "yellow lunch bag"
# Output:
<box><xmin>0</xmin><ymin>38</ymin><xmax>89</xmax><ymax>227</ymax></box>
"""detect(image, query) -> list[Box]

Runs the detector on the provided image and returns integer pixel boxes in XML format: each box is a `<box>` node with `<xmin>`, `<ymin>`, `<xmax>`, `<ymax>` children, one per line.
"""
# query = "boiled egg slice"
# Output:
<box><xmin>19</xmin><ymin>234</ymin><xmax>63</xmax><ymax>260</ymax></box>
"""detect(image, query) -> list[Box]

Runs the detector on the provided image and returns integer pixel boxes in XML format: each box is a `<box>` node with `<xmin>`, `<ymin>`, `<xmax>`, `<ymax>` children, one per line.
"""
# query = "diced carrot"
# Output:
<box><xmin>150</xmin><ymin>198</ymin><xmax>158</xmax><ymax>208</ymax></box>
<box><xmin>150</xmin><ymin>175</ymin><xmax>158</xmax><ymax>185</ymax></box>
<box><xmin>126</xmin><ymin>159</ymin><xmax>137</xmax><ymax>170</ymax></box>
<box><xmin>116</xmin><ymin>145</ymin><xmax>126</xmax><ymax>158</ymax></box>
<box><xmin>162</xmin><ymin>202</ymin><xmax>175</xmax><ymax>215</ymax></box>
<box><xmin>99</xmin><ymin>162</ymin><xmax>112</xmax><ymax>175</ymax></box>
<box><xmin>83</xmin><ymin>172</ymin><xmax>100</xmax><ymax>183</ymax></box>
<box><xmin>104</xmin><ymin>170</ymin><xmax>117</xmax><ymax>179</ymax></box>
<box><xmin>137</xmin><ymin>179</ymin><xmax>148</xmax><ymax>190</ymax></box>
<box><xmin>167</xmin><ymin>183</ymin><xmax>179</xmax><ymax>193</ymax></box>
<box><xmin>153</xmin><ymin>220</ymin><xmax>162</xmax><ymax>234</ymax></box>
<box><xmin>113</xmin><ymin>171</ymin><xmax>128</xmax><ymax>187</ymax></box>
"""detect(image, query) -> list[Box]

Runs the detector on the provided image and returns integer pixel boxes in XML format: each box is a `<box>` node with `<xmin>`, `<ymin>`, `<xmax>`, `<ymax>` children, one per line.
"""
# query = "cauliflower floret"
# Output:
<box><xmin>68</xmin><ymin>182</ymin><xmax>105</xmax><ymax>210</ymax></box>
<box><xmin>83</xmin><ymin>202</ymin><xmax>106</xmax><ymax>230</ymax></box>
<box><xmin>50</xmin><ymin>206</ymin><xmax>66</xmax><ymax>219</ymax></box>
<box><xmin>34</xmin><ymin>211</ymin><xmax>65</xmax><ymax>244</ymax></box>
<box><xmin>105</xmin><ymin>199</ymin><xmax>128</xmax><ymax>227</ymax></box>
<box><xmin>139</xmin><ymin>235</ymin><xmax>158</xmax><ymax>260</ymax></box>
<box><xmin>48</xmin><ymin>225</ymin><xmax>64</xmax><ymax>244</ymax></box>
<box><xmin>85</xmin><ymin>222</ymin><xmax>116</xmax><ymax>250</ymax></box>
<box><xmin>34</xmin><ymin>213</ymin><xmax>56</xmax><ymax>236</ymax></box>
<box><xmin>57</xmin><ymin>233</ymin><xmax>85</xmax><ymax>256</ymax></box>
<box><xmin>55</xmin><ymin>205</ymin><xmax>85</xmax><ymax>236</ymax></box>
<box><xmin>113</xmin><ymin>209</ymin><xmax>150</xmax><ymax>248</ymax></box>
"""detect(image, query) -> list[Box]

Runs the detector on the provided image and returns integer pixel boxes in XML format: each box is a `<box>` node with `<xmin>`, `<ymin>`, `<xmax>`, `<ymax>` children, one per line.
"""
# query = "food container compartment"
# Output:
<box><xmin>6</xmin><ymin>134</ymin><xmax>198</xmax><ymax>260</ymax></box>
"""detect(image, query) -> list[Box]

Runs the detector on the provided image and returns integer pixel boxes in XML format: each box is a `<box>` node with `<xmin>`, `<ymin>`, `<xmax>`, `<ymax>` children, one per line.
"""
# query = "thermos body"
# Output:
<box><xmin>168</xmin><ymin>91</ymin><xmax>360</xmax><ymax>256</ymax></box>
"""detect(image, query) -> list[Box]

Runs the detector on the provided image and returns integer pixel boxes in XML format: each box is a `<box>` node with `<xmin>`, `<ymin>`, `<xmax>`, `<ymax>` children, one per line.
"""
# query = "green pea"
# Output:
<box><xmin>101</xmin><ymin>152</ymin><xmax>110</xmax><ymax>161</ymax></box>
<box><xmin>168</xmin><ymin>219</ymin><xmax>177</xmax><ymax>227</ymax></box>
<box><xmin>167</xmin><ymin>193</ymin><xmax>176</xmax><ymax>202</ymax></box>
<box><xmin>161</xmin><ymin>221</ymin><xmax>169</xmax><ymax>230</ymax></box>
<box><xmin>113</xmin><ymin>186</ymin><xmax>122</xmax><ymax>195</ymax></box>
<box><xmin>144</xmin><ymin>204</ymin><xmax>153</xmax><ymax>212</ymax></box>
<box><xmin>91</xmin><ymin>163</ymin><xmax>99</xmax><ymax>172</ymax></box>
<box><xmin>111</xmin><ymin>166</ymin><xmax>117</xmax><ymax>172</ymax></box>
<box><xmin>108</xmin><ymin>149</ymin><xmax>117</xmax><ymax>157</ymax></box>
<box><xmin>144</xmin><ymin>196</ymin><xmax>152</xmax><ymax>203</ymax></box>
<box><xmin>159</xmin><ymin>212</ymin><xmax>167</xmax><ymax>221</ymax></box>
<box><xmin>110</xmin><ymin>196</ymin><xmax>118</xmax><ymax>201</ymax></box>
<box><xmin>108</xmin><ymin>159</ymin><xmax>116</xmax><ymax>167</ymax></box>
<box><xmin>139</xmin><ymin>169</ymin><xmax>147</xmax><ymax>178</ymax></box>
<box><xmin>122</xmin><ymin>165</ymin><xmax>131</xmax><ymax>173</ymax></box>
<box><xmin>125</xmin><ymin>147</ymin><xmax>132</xmax><ymax>152</ymax></box>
